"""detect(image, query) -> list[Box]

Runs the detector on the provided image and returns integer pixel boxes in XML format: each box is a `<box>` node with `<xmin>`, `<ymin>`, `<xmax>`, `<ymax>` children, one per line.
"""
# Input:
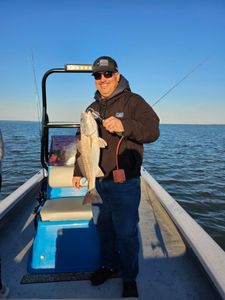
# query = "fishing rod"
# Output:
<box><xmin>29</xmin><ymin>50</ymin><xmax>48</xmax><ymax>207</ymax></box>
<box><xmin>152</xmin><ymin>57</ymin><xmax>209</xmax><ymax>107</ymax></box>
<box><xmin>30</xmin><ymin>50</ymin><xmax>42</xmax><ymax>136</ymax></box>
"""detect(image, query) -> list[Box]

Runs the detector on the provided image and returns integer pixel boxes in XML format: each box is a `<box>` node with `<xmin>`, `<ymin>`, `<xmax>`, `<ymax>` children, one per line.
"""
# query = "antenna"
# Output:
<box><xmin>152</xmin><ymin>57</ymin><xmax>209</xmax><ymax>107</ymax></box>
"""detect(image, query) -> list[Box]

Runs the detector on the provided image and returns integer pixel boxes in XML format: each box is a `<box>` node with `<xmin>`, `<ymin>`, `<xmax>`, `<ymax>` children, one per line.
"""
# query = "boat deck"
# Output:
<box><xmin>0</xmin><ymin>179</ymin><xmax>219</xmax><ymax>299</ymax></box>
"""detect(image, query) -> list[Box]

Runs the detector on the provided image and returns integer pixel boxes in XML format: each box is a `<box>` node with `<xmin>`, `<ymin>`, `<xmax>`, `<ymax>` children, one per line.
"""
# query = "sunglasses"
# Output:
<box><xmin>93</xmin><ymin>71</ymin><xmax>115</xmax><ymax>80</ymax></box>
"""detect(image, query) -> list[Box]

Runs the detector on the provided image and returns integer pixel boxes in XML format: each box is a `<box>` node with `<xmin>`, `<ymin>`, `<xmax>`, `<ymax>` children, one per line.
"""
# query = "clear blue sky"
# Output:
<box><xmin>0</xmin><ymin>0</ymin><xmax>224</xmax><ymax>124</ymax></box>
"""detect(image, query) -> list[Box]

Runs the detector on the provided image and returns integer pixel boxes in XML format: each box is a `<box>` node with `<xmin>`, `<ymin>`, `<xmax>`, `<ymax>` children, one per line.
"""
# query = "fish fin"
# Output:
<box><xmin>96</xmin><ymin>166</ymin><xmax>104</xmax><ymax>177</ymax></box>
<box><xmin>98</xmin><ymin>137</ymin><xmax>107</xmax><ymax>148</ymax></box>
<box><xmin>82</xmin><ymin>189</ymin><xmax>103</xmax><ymax>205</ymax></box>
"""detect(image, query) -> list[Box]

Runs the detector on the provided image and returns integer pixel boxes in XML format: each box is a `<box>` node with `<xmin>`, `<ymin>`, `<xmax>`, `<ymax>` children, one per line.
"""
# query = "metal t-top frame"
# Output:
<box><xmin>41</xmin><ymin>64</ymin><xmax>93</xmax><ymax>170</ymax></box>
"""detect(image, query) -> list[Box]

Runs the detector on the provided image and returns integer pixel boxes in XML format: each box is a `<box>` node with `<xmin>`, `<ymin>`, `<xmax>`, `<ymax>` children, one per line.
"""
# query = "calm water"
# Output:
<box><xmin>0</xmin><ymin>121</ymin><xmax>225</xmax><ymax>250</ymax></box>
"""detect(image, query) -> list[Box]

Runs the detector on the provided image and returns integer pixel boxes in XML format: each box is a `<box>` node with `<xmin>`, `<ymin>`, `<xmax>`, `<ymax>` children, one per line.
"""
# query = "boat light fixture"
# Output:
<box><xmin>65</xmin><ymin>64</ymin><xmax>93</xmax><ymax>71</ymax></box>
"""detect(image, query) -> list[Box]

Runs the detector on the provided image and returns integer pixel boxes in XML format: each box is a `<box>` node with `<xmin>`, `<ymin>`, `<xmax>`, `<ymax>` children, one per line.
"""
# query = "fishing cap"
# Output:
<box><xmin>92</xmin><ymin>56</ymin><xmax>118</xmax><ymax>74</ymax></box>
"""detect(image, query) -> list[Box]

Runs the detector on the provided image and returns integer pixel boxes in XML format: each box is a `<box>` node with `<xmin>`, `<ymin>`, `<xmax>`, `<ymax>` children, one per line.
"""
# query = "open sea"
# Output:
<box><xmin>0</xmin><ymin>121</ymin><xmax>225</xmax><ymax>250</ymax></box>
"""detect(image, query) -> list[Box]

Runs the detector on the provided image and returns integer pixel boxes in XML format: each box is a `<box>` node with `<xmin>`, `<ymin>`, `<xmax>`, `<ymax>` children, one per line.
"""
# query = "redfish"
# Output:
<box><xmin>77</xmin><ymin>111</ymin><xmax>107</xmax><ymax>204</ymax></box>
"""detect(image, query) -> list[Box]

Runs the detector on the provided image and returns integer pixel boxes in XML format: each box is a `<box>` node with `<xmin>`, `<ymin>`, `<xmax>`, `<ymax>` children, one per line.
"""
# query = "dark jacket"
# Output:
<box><xmin>74</xmin><ymin>75</ymin><xmax>160</xmax><ymax>180</ymax></box>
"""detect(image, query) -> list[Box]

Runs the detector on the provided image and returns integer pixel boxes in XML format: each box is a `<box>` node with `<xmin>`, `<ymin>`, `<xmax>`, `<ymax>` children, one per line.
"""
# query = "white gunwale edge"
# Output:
<box><xmin>141</xmin><ymin>167</ymin><xmax>225</xmax><ymax>299</ymax></box>
<box><xmin>0</xmin><ymin>169</ymin><xmax>46</xmax><ymax>221</ymax></box>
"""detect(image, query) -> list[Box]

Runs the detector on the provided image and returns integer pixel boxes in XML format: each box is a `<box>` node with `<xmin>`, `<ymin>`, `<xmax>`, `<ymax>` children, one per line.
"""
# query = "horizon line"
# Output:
<box><xmin>0</xmin><ymin>119</ymin><xmax>225</xmax><ymax>126</ymax></box>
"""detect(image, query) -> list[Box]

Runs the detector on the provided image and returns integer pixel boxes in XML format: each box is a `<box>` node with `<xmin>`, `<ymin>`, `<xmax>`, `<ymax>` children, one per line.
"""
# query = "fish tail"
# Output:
<box><xmin>82</xmin><ymin>189</ymin><xmax>103</xmax><ymax>205</ymax></box>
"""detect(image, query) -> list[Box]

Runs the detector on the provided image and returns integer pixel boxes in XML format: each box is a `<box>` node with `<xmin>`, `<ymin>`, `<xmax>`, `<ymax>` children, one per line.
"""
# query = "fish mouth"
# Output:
<box><xmin>80</xmin><ymin>112</ymin><xmax>97</xmax><ymax>136</ymax></box>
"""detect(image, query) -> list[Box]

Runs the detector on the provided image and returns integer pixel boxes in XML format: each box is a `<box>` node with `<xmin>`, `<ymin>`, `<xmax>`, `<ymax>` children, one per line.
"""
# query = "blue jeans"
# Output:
<box><xmin>95</xmin><ymin>177</ymin><xmax>141</xmax><ymax>282</ymax></box>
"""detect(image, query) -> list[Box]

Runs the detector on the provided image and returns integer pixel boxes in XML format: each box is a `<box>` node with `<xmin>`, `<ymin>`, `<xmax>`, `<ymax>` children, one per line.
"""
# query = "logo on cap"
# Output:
<box><xmin>98</xmin><ymin>59</ymin><xmax>109</xmax><ymax>67</ymax></box>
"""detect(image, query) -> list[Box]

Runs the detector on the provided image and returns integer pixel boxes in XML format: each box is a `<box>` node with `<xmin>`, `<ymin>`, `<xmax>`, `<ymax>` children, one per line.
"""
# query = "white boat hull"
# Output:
<box><xmin>0</xmin><ymin>169</ymin><xmax>223</xmax><ymax>299</ymax></box>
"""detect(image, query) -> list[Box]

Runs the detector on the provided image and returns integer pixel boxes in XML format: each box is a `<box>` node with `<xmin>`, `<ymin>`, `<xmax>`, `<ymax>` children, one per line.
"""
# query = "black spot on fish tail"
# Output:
<box><xmin>82</xmin><ymin>189</ymin><xmax>103</xmax><ymax>205</ymax></box>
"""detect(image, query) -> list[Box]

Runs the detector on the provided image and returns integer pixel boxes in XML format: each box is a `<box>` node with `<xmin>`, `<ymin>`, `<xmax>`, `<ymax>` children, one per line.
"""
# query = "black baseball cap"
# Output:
<box><xmin>92</xmin><ymin>56</ymin><xmax>118</xmax><ymax>74</ymax></box>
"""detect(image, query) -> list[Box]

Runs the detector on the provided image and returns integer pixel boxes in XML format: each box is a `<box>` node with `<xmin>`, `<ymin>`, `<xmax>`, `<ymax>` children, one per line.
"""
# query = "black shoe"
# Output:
<box><xmin>90</xmin><ymin>267</ymin><xmax>116</xmax><ymax>286</ymax></box>
<box><xmin>122</xmin><ymin>280</ymin><xmax>138</xmax><ymax>298</ymax></box>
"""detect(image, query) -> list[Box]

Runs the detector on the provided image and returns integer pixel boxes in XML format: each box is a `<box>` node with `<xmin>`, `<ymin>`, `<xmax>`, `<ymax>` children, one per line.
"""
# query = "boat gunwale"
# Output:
<box><xmin>0</xmin><ymin>169</ymin><xmax>46</xmax><ymax>222</ymax></box>
<box><xmin>141</xmin><ymin>167</ymin><xmax>225</xmax><ymax>299</ymax></box>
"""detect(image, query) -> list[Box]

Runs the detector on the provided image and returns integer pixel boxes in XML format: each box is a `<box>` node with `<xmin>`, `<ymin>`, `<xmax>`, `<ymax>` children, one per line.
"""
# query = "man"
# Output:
<box><xmin>73</xmin><ymin>56</ymin><xmax>160</xmax><ymax>298</ymax></box>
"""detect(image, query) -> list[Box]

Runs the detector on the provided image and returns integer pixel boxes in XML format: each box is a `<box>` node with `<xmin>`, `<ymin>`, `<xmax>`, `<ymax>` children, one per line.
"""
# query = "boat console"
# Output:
<box><xmin>29</xmin><ymin>134</ymin><xmax>100</xmax><ymax>273</ymax></box>
<box><xmin>29</xmin><ymin>64</ymin><xmax>101</xmax><ymax>274</ymax></box>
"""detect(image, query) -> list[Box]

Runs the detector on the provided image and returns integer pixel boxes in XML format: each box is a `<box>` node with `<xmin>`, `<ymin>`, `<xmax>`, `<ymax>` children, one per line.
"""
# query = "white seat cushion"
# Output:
<box><xmin>48</xmin><ymin>166</ymin><xmax>74</xmax><ymax>188</ymax></box>
<box><xmin>40</xmin><ymin>197</ymin><xmax>92</xmax><ymax>221</ymax></box>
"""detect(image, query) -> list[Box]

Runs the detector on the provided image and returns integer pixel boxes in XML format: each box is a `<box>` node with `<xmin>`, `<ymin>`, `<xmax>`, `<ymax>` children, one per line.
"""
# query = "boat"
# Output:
<box><xmin>0</xmin><ymin>64</ymin><xmax>225</xmax><ymax>299</ymax></box>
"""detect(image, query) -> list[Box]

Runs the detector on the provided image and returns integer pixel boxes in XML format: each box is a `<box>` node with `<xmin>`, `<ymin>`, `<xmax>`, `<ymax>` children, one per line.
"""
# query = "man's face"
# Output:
<box><xmin>95</xmin><ymin>72</ymin><xmax>120</xmax><ymax>99</ymax></box>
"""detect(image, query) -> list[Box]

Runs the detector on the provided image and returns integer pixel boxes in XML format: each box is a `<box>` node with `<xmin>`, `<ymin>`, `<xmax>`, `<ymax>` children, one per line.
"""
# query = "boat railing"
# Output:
<box><xmin>45</xmin><ymin>122</ymin><xmax>80</xmax><ymax>128</ymax></box>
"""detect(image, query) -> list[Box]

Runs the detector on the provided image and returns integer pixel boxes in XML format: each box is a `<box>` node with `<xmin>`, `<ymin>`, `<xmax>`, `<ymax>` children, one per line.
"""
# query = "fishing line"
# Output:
<box><xmin>30</xmin><ymin>50</ymin><xmax>42</xmax><ymax>137</ymax></box>
<box><xmin>152</xmin><ymin>57</ymin><xmax>209</xmax><ymax>107</ymax></box>
<box><xmin>29</xmin><ymin>50</ymin><xmax>46</xmax><ymax>184</ymax></box>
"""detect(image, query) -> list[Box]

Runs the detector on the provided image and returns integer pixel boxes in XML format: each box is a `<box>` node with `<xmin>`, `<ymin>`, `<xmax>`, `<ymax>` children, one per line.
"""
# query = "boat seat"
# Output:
<box><xmin>40</xmin><ymin>197</ymin><xmax>92</xmax><ymax>221</ymax></box>
<box><xmin>47</xmin><ymin>166</ymin><xmax>87</xmax><ymax>199</ymax></box>
<box><xmin>48</xmin><ymin>166</ymin><xmax>74</xmax><ymax>188</ymax></box>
